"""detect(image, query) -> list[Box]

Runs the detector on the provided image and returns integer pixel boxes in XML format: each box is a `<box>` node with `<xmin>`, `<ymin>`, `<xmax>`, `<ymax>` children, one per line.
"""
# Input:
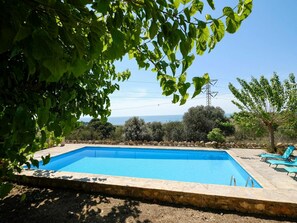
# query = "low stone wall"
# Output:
<box><xmin>65</xmin><ymin>139</ymin><xmax>272</xmax><ymax>149</ymax></box>
<box><xmin>14</xmin><ymin>174</ymin><xmax>297</xmax><ymax>219</ymax></box>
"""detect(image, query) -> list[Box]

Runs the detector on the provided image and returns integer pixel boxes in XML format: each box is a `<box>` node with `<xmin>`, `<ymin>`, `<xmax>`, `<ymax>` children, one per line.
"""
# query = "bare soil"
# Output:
<box><xmin>0</xmin><ymin>184</ymin><xmax>295</xmax><ymax>223</ymax></box>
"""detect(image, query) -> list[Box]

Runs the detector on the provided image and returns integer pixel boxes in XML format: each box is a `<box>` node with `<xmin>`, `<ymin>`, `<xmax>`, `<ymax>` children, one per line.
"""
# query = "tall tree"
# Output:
<box><xmin>183</xmin><ymin>106</ymin><xmax>226</xmax><ymax>141</ymax></box>
<box><xmin>163</xmin><ymin>121</ymin><xmax>185</xmax><ymax>142</ymax></box>
<box><xmin>88</xmin><ymin>119</ymin><xmax>115</xmax><ymax>139</ymax></box>
<box><xmin>147</xmin><ymin>122</ymin><xmax>164</xmax><ymax>142</ymax></box>
<box><xmin>229</xmin><ymin>73</ymin><xmax>297</xmax><ymax>151</ymax></box>
<box><xmin>0</xmin><ymin>0</ymin><xmax>253</xmax><ymax>196</ymax></box>
<box><xmin>123</xmin><ymin>117</ymin><xmax>150</xmax><ymax>141</ymax></box>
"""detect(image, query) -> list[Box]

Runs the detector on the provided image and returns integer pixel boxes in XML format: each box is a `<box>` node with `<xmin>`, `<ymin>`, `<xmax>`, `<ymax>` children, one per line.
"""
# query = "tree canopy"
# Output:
<box><xmin>183</xmin><ymin>105</ymin><xmax>226</xmax><ymax>141</ymax></box>
<box><xmin>66</xmin><ymin>119</ymin><xmax>115</xmax><ymax>141</ymax></box>
<box><xmin>229</xmin><ymin>73</ymin><xmax>297</xmax><ymax>151</ymax></box>
<box><xmin>123</xmin><ymin>117</ymin><xmax>150</xmax><ymax>141</ymax></box>
<box><xmin>0</xmin><ymin>0</ymin><xmax>253</xmax><ymax>197</ymax></box>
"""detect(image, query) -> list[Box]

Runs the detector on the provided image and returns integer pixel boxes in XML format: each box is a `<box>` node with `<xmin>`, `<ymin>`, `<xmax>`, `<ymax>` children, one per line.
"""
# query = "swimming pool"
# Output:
<box><xmin>37</xmin><ymin>147</ymin><xmax>261</xmax><ymax>188</ymax></box>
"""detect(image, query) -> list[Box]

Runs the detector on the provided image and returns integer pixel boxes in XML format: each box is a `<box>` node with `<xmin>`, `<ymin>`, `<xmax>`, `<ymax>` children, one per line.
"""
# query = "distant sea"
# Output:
<box><xmin>80</xmin><ymin>113</ymin><xmax>233</xmax><ymax>125</ymax></box>
<box><xmin>80</xmin><ymin>115</ymin><xmax>183</xmax><ymax>125</ymax></box>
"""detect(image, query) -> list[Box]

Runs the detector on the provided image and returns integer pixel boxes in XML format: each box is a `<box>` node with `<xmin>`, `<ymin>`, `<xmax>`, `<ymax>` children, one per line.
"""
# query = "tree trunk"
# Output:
<box><xmin>268</xmin><ymin>124</ymin><xmax>276</xmax><ymax>152</ymax></box>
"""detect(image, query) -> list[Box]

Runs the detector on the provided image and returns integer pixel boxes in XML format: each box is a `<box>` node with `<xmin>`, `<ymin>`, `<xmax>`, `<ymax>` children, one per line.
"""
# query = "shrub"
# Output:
<box><xmin>207</xmin><ymin>128</ymin><xmax>225</xmax><ymax>143</ymax></box>
<box><xmin>123</xmin><ymin>117</ymin><xmax>150</xmax><ymax>141</ymax></box>
<box><xmin>163</xmin><ymin>121</ymin><xmax>185</xmax><ymax>142</ymax></box>
<box><xmin>147</xmin><ymin>122</ymin><xmax>164</xmax><ymax>142</ymax></box>
<box><xmin>66</xmin><ymin>119</ymin><xmax>115</xmax><ymax>141</ymax></box>
<box><xmin>183</xmin><ymin>106</ymin><xmax>226</xmax><ymax>141</ymax></box>
<box><xmin>88</xmin><ymin>119</ymin><xmax>115</xmax><ymax>139</ymax></box>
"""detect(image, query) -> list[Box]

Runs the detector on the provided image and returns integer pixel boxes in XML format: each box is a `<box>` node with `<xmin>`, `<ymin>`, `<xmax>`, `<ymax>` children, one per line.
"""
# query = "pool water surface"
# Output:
<box><xmin>37</xmin><ymin>147</ymin><xmax>261</xmax><ymax>188</ymax></box>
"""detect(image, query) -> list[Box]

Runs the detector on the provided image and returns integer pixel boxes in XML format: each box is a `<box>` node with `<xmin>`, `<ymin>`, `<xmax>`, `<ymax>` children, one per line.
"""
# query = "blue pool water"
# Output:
<box><xmin>37</xmin><ymin>147</ymin><xmax>261</xmax><ymax>188</ymax></box>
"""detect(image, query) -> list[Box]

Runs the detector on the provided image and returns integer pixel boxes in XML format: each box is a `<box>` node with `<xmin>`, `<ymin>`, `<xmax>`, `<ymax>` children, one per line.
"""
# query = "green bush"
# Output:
<box><xmin>66</xmin><ymin>119</ymin><xmax>115</xmax><ymax>141</ymax></box>
<box><xmin>207</xmin><ymin>128</ymin><xmax>225</xmax><ymax>143</ymax></box>
<box><xmin>163</xmin><ymin>121</ymin><xmax>185</xmax><ymax>142</ymax></box>
<box><xmin>147</xmin><ymin>122</ymin><xmax>164</xmax><ymax>142</ymax></box>
<box><xmin>123</xmin><ymin>117</ymin><xmax>150</xmax><ymax>141</ymax></box>
<box><xmin>183</xmin><ymin>106</ymin><xmax>226</xmax><ymax>141</ymax></box>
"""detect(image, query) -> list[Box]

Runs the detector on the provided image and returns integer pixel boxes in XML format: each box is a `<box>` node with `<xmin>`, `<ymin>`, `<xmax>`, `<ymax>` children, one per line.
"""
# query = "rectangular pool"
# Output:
<box><xmin>37</xmin><ymin>147</ymin><xmax>261</xmax><ymax>188</ymax></box>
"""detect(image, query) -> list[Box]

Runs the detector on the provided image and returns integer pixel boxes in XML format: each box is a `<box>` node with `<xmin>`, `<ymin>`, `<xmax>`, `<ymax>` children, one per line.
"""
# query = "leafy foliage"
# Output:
<box><xmin>0</xmin><ymin>0</ymin><xmax>253</xmax><ymax>197</ymax></box>
<box><xmin>147</xmin><ymin>122</ymin><xmax>165</xmax><ymax>142</ymax></box>
<box><xmin>276</xmin><ymin>113</ymin><xmax>297</xmax><ymax>140</ymax></box>
<box><xmin>183</xmin><ymin>106</ymin><xmax>226</xmax><ymax>141</ymax></box>
<box><xmin>123</xmin><ymin>117</ymin><xmax>150</xmax><ymax>141</ymax></box>
<box><xmin>207</xmin><ymin>128</ymin><xmax>225</xmax><ymax>143</ymax></box>
<box><xmin>229</xmin><ymin>73</ymin><xmax>297</xmax><ymax>151</ymax></box>
<box><xmin>88</xmin><ymin>119</ymin><xmax>116</xmax><ymax>139</ymax></box>
<box><xmin>232</xmin><ymin>112</ymin><xmax>266</xmax><ymax>140</ymax></box>
<box><xmin>163</xmin><ymin>121</ymin><xmax>186</xmax><ymax>142</ymax></box>
<box><xmin>111</xmin><ymin>126</ymin><xmax>125</xmax><ymax>141</ymax></box>
<box><xmin>66</xmin><ymin>119</ymin><xmax>115</xmax><ymax>141</ymax></box>
<box><xmin>217</xmin><ymin>121</ymin><xmax>235</xmax><ymax>136</ymax></box>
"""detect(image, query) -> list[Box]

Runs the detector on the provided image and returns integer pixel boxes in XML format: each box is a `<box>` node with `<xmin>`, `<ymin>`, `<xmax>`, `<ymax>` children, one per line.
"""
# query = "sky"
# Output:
<box><xmin>108</xmin><ymin>0</ymin><xmax>297</xmax><ymax>117</ymax></box>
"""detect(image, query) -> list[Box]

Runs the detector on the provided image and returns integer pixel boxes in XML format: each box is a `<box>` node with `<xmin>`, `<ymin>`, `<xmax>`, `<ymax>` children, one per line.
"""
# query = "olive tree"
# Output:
<box><xmin>163</xmin><ymin>121</ymin><xmax>186</xmax><ymax>141</ymax></box>
<box><xmin>147</xmin><ymin>122</ymin><xmax>164</xmax><ymax>142</ymax></box>
<box><xmin>229</xmin><ymin>73</ymin><xmax>297</xmax><ymax>151</ymax></box>
<box><xmin>183</xmin><ymin>106</ymin><xmax>226</xmax><ymax>141</ymax></box>
<box><xmin>0</xmin><ymin>0</ymin><xmax>253</xmax><ymax>196</ymax></box>
<box><xmin>123</xmin><ymin>117</ymin><xmax>150</xmax><ymax>141</ymax></box>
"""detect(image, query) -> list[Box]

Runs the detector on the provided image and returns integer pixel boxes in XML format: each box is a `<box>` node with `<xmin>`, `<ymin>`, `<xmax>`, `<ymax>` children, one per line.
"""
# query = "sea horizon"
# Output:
<box><xmin>80</xmin><ymin>113</ymin><xmax>232</xmax><ymax>125</ymax></box>
<box><xmin>80</xmin><ymin>114</ymin><xmax>183</xmax><ymax>125</ymax></box>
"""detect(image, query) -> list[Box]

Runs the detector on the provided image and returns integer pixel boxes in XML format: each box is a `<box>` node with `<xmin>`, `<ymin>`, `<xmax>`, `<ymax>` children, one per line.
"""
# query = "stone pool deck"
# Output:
<box><xmin>16</xmin><ymin>144</ymin><xmax>297</xmax><ymax>218</ymax></box>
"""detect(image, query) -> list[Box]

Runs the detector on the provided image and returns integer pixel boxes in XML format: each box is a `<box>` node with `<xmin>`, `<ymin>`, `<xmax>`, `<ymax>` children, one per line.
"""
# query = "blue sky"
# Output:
<box><xmin>109</xmin><ymin>0</ymin><xmax>297</xmax><ymax>117</ymax></box>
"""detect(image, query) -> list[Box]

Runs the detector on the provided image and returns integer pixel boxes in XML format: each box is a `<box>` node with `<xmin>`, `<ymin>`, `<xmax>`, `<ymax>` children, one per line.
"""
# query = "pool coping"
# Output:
<box><xmin>16</xmin><ymin>144</ymin><xmax>297</xmax><ymax>218</ymax></box>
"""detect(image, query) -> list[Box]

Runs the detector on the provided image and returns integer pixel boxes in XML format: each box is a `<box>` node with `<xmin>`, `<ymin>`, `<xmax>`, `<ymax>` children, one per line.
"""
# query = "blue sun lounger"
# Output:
<box><xmin>284</xmin><ymin>167</ymin><xmax>297</xmax><ymax>178</ymax></box>
<box><xmin>267</xmin><ymin>159</ymin><xmax>297</xmax><ymax>168</ymax></box>
<box><xmin>260</xmin><ymin>145</ymin><xmax>295</xmax><ymax>161</ymax></box>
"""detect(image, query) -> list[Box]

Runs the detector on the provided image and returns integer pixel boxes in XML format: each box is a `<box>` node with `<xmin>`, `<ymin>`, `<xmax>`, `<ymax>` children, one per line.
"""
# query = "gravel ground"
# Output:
<box><xmin>0</xmin><ymin>184</ymin><xmax>295</xmax><ymax>223</ymax></box>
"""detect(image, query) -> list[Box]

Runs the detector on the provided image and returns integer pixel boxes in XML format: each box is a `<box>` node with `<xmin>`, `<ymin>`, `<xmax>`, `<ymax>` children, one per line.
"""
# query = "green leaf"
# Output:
<box><xmin>181</xmin><ymin>0</ymin><xmax>191</xmax><ymax>4</ymax></box>
<box><xmin>206</xmin><ymin>0</ymin><xmax>215</xmax><ymax>10</ymax></box>
<box><xmin>172</xmin><ymin>94</ymin><xmax>180</xmax><ymax>103</ymax></box>
<box><xmin>184</xmin><ymin>7</ymin><xmax>191</xmax><ymax>21</ymax></box>
<box><xmin>205</xmin><ymin>14</ymin><xmax>212</xmax><ymax>21</ymax></box>
<box><xmin>37</xmin><ymin>107</ymin><xmax>49</xmax><ymax>127</ymax></box>
<box><xmin>182</xmin><ymin>54</ymin><xmax>195</xmax><ymax>73</ymax></box>
<box><xmin>95</xmin><ymin>0</ymin><xmax>110</xmax><ymax>14</ymax></box>
<box><xmin>0</xmin><ymin>183</ymin><xmax>13</xmax><ymax>199</ymax></box>
<box><xmin>42</xmin><ymin>154</ymin><xmax>51</xmax><ymax>165</ymax></box>
<box><xmin>162</xmin><ymin>79</ymin><xmax>177</xmax><ymax>96</ymax></box>
<box><xmin>188</xmin><ymin>24</ymin><xmax>197</xmax><ymax>38</ymax></box>
<box><xmin>179</xmin><ymin>82</ymin><xmax>191</xmax><ymax>96</ymax></box>
<box><xmin>196</xmin><ymin>22</ymin><xmax>209</xmax><ymax>55</ymax></box>
<box><xmin>179</xmin><ymin>73</ymin><xmax>187</xmax><ymax>83</ymax></box>
<box><xmin>211</xmin><ymin>19</ymin><xmax>225</xmax><ymax>42</ymax></box>
<box><xmin>20</xmin><ymin>193</ymin><xmax>27</xmax><ymax>202</ymax></box>
<box><xmin>13</xmin><ymin>26</ymin><xmax>32</xmax><ymax>43</ymax></box>
<box><xmin>0</xmin><ymin>24</ymin><xmax>15</xmax><ymax>54</ymax></box>
<box><xmin>30</xmin><ymin>158</ymin><xmax>39</xmax><ymax>168</ymax></box>
<box><xmin>190</xmin><ymin>0</ymin><xmax>204</xmax><ymax>15</ymax></box>
<box><xmin>41</xmin><ymin>130</ymin><xmax>46</xmax><ymax>144</ymax></box>
<box><xmin>226</xmin><ymin>17</ymin><xmax>241</xmax><ymax>33</ymax></box>
<box><xmin>208</xmin><ymin>35</ymin><xmax>216</xmax><ymax>52</ymax></box>
<box><xmin>46</xmin><ymin>98</ymin><xmax>51</xmax><ymax>110</ymax></box>
<box><xmin>223</xmin><ymin>7</ymin><xmax>234</xmax><ymax>18</ymax></box>
<box><xmin>54</xmin><ymin>124</ymin><xmax>62</xmax><ymax>137</ymax></box>
<box><xmin>70</xmin><ymin>58</ymin><xmax>89</xmax><ymax>77</ymax></box>
<box><xmin>149</xmin><ymin>20</ymin><xmax>158</xmax><ymax>39</ymax></box>
<box><xmin>180</xmin><ymin>39</ymin><xmax>192</xmax><ymax>58</ymax></box>
<box><xmin>43</xmin><ymin>59</ymin><xmax>69</xmax><ymax>82</ymax></box>
<box><xmin>192</xmin><ymin>73</ymin><xmax>210</xmax><ymax>98</ymax></box>
<box><xmin>238</xmin><ymin>0</ymin><xmax>253</xmax><ymax>20</ymax></box>
<box><xmin>173</xmin><ymin>0</ymin><xmax>181</xmax><ymax>8</ymax></box>
<box><xmin>180</xmin><ymin>93</ymin><xmax>189</xmax><ymax>105</ymax></box>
